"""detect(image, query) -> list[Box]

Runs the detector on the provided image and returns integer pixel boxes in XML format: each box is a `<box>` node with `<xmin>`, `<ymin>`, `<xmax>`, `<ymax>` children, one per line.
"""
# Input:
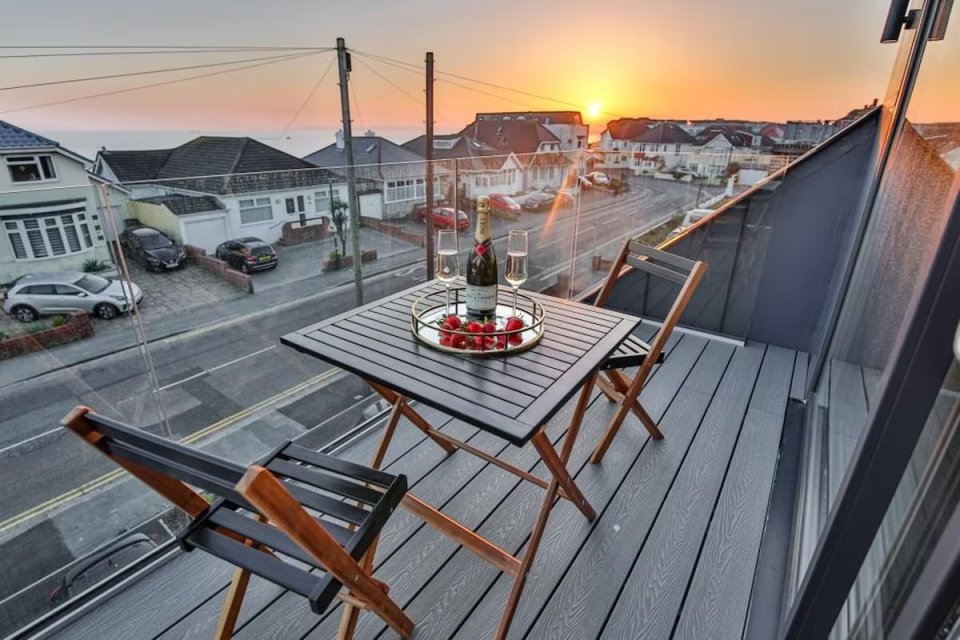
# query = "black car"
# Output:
<box><xmin>215</xmin><ymin>237</ymin><xmax>278</xmax><ymax>273</ymax></box>
<box><xmin>120</xmin><ymin>225</ymin><xmax>186</xmax><ymax>271</ymax></box>
<box><xmin>522</xmin><ymin>191</ymin><xmax>557</xmax><ymax>212</ymax></box>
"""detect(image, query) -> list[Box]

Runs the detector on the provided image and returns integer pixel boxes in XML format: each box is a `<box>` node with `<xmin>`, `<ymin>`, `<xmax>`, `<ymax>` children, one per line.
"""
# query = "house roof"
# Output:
<box><xmin>402</xmin><ymin>134</ymin><xmax>498</xmax><ymax>161</ymax></box>
<box><xmin>137</xmin><ymin>194</ymin><xmax>225</xmax><ymax>216</ymax></box>
<box><xmin>630</xmin><ymin>123</ymin><xmax>697</xmax><ymax>144</ymax></box>
<box><xmin>303</xmin><ymin>135</ymin><xmax>426</xmax><ymax>172</ymax></box>
<box><xmin>98</xmin><ymin>137</ymin><xmax>343</xmax><ymax>194</ymax></box>
<box><xmin>604</xmin><ymin>118</ymin><xmax>655</xmax><ymax>141</ymax></box>
<box><xmin>459</xmin><ymin>119</ymin><xmax>560</xmax><ymax>155</ymax></box>
<box><xmin>0</xmin><ymin>120</ymin><xmax>58</xmax><ymax>150</ymax></box>
<box><xmin>475</xmin><ymin>111</ymin><xmax>584</xmax><ymax>126</ymax></box>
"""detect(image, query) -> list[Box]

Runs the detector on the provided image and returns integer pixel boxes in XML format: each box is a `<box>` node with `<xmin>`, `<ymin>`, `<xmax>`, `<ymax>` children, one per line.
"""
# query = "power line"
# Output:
<box><xmin>350</xmin><ymin>80</ymin><xmax>365</xmax><ymax>131</ymax></box>
<box><xmin>0</xmin><ymin>47</ymin><xmax>328</xmax><ymax>60</ymax></box>
<box><xmin>0</xmin><ymin>51</ymin><xmax>316</xmax><ymax>92</ymax></box>
<box><xmin>353</xmin><ymin>56</ymin><xmax>422</xmax><ymax>105</ymax></box>
<box><xmin>0</xmin><ymin>51</ymin><xmax>318</xmax><ymax>115</ymax></box>
<box><xmin>354</xmin><ymin>48</ymin><xmax>626</xmax><ymax>118</ymax></box>
<box><xmin>0</xmin><ymin>45</ymin><xmax>332</xmax><ymax>51</ymax></box>
<box><xmin>276</xmin><ymin>54</ymin><xmax>336</xmax><ymax>140</ymax></box>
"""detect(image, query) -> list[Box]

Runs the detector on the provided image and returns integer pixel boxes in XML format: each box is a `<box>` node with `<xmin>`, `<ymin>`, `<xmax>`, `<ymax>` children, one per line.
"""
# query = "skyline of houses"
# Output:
<box><xmin>1</xmin><ymin>102</ymin><xmax>885</xmax><ymax>278</ymax></box>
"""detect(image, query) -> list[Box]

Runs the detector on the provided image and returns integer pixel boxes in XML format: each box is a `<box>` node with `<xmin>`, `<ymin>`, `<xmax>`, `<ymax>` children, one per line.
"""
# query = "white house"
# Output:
<box><xmin>95</xmin><ymin>136</ymin><xmax>352</xmax><ymax>252</ymax></box>
<box><xmin>475</xmin><ymin>112</ymin><xmax>588</xmax><ymax>151</ymax></box>
<box><xmin>0</xmin><ymin>120</ymin><xmax>126</xmax><ymax>284</ymax></box>
<box><xmin>403</xmin><ymin>133</ymin><xmax>525</xmax><ymax>201</ymax></box>
<box><xmin>689</xmin><ymin>128</ymin><xmax>776</xmax><ymax>183</ymax></box>
<box><xmin>598</xmin><ymin>120</ymin><xmax>698</xmax><ymax>174</ymax></box>
<box><xmin>303</xmin><ymin>131</ymin><xmax>444</xmax><ymax>221</ymax></box>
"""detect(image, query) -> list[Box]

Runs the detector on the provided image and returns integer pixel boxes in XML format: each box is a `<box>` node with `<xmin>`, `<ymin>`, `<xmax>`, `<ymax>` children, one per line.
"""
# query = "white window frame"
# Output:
<box><xmin>3</xmin><ymin>209</ymin><xmax>93</xmax><ymax>262</ymax></box>
<box><xmin>5</xmin><ymin>154</ymin><xmax>58</xmax><ymax>183</ymax></box>
<box><xmin>285</xmin><ymin>195</ymin><xmax>306</xmax><ymax>215</ymax></box>
<box><xmin>238</xmin><ymin>197</ymin><xmax>273</xmax><ymax>225</ymax></box>
<box><xmin>314</xmin><ymin>187</ymin><xmax>332</xmax><ymax>213</ymax></box>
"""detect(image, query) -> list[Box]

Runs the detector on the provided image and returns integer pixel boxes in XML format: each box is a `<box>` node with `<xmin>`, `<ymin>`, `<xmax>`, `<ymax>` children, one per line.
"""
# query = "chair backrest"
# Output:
<box><xmin>595</xmin><ymin>239</ymin><xmax>706</xmax><ymax>378</ymax></box>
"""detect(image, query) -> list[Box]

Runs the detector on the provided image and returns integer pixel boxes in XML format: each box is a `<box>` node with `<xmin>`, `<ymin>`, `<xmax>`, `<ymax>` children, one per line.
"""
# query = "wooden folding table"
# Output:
<box><xmin>281</xmin><ymin>280</ymin><xmax>641</xmax><ymax>639</ymax></box>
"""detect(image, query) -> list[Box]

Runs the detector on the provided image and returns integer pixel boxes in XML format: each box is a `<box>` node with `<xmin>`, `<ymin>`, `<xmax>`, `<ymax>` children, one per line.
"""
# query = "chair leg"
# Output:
<box><xmin>214</xmin><ymin>566</ymin><xmax>252</xmax><ymax>639</ymax></box>
<box><xmin>591</xmin><ymin>366</ymin><xmax>656</xmax><ymax>463</ymax></box>
<box><xmin>336</xmin><ymin>541</ymin><xmax>379</xmax><ymax>640</ymax></box>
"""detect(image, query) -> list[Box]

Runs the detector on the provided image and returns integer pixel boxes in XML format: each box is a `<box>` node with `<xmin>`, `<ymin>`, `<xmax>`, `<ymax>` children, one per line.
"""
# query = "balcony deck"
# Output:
<box><xmin>43</xmin><ymin>326</ymin><xmax>803</xmax><ymax>640</ymax></box>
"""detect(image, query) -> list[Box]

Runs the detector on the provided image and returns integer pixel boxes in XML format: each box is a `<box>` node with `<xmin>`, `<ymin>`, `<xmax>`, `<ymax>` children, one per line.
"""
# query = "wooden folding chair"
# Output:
<box><xmin>61</xmin><ymin>406</ymin><xmax>413</xmax><ymax>639</ymax></box>
<box><xmin>590</xmin><ymin>239</ymin><xmax>706</xmax><ymax>463</ymax></box>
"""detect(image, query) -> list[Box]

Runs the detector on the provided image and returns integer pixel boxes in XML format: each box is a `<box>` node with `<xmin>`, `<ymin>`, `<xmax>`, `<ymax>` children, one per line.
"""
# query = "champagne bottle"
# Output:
<box><xmin>466</xmin><ymin>196</ymin><xmax>498</xmax><ymax>319</ymax></box>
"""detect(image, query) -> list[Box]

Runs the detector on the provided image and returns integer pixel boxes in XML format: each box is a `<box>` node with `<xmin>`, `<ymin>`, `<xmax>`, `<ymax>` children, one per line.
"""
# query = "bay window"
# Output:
<box><xmin>3</xmin><ymin>205</ymin><xmax>93</xmax><ymax>261</ymax></box>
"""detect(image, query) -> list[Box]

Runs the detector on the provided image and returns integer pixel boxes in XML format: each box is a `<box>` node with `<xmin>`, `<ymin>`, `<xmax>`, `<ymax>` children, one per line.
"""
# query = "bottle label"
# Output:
<box><xmin>466</xmin><ymin>284</ymin><xmax>498</xmax><ymax>317</ymax></box>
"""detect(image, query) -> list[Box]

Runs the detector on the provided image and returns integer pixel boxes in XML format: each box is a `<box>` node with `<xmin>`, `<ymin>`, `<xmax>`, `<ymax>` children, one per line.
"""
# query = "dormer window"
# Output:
<box><xmin>6</xmin><ymin>155</ymin><xmax>57</xmax><ymax>183</ymax></box>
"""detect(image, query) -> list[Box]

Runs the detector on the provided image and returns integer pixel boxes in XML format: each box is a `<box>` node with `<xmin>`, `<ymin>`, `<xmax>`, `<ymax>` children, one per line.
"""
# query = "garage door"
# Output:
<box><xmin>181</xmin><ymin>216</ymin><xmax>229</xmax><ymax>254</ymax></box>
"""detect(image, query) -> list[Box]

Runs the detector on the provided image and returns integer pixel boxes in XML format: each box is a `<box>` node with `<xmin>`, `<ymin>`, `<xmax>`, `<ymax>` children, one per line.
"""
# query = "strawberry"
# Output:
<box><xmin>439</xmin><ymin>334</ymin><xmax>452</xmax><ymax>347</ymax></box>
<box><xmin>466</xmin><ymin>321</ymin><xmax>483</xmax><ymax>334</ymax></box>
<box><xmin>483</xmin><ymin>336</ymin><xmax>497</xmax><ymax>350</ymax></box>
<box><xmin>482</xmin><ymin>321</ymin><xmax>496</xmax><ymax>334</ymax></box>
<box><xmin>445</xmin><ymin>315</ymin><xmax>461</xmax><ymax>330</ymax></box>
<box><xmin>451</xmin><ymin>333</ymin><xmax>467</xmax><ymax>349</ymax></box>
<box><xmin>496</xmin><ymin>335</ymin><xmax>507</xmax><ymax>349</ymax></box>
<box><xmin>505</xmin><ymin>317</ymin><xmax>523</xmax><ymax>332</ymax></box>
<box><xmin>440</xmin><ymin>320</ymin><xmax>453</xmax><ymax>339</ymax></box>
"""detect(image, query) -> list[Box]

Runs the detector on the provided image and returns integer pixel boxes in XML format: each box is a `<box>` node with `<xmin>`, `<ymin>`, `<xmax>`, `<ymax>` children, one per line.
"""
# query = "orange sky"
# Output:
<box><xmin>0</xmin><ymin>0</ymin><xmax>956</xmax><ymax>148</ymax></box>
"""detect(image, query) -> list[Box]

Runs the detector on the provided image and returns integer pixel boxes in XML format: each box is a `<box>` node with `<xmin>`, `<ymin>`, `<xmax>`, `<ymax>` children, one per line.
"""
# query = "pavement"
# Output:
<box><xmin>0</xmin><ymin>175</ymin><xmax>721</xmax><ymax>634</ymax></box>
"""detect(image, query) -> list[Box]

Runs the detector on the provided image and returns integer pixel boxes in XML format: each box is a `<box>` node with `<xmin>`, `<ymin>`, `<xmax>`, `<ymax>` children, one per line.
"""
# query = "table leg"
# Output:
<box><xmin>366</xmin><ymin>380</ymin><xmax>456</xmax><ymax>455</ymax></box>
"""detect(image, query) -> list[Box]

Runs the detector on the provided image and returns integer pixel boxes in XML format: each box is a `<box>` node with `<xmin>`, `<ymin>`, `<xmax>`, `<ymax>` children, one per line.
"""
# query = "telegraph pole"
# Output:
<box><xmin>424</xmin><ymin>51</ymin><xmax>435</xmax><ymax>280</ymax></box>
<box><xmin>336</xmin><ymin>37</ymin><xmax>364</xmax><ymax>306</ymax></box>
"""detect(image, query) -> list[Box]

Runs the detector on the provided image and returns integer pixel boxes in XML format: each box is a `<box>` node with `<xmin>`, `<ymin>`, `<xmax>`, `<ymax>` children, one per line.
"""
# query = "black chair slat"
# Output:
<box><xmin>267</xmin><ymin>458</ymin><xmax>383</xmax><ymax>505</ymax></box>
<box><xmin>628</xmin><ymin>240</ymin><xmax>697</xmax><ymax>272</ymax></box>
<box><xmin>602</xmin><ymin>334</ymin><xmax>664</xmax><ymax>371</ymax></box>
<box><xmin>206</xmin><ymin>508</ymin><xmax>350</xmax><ymax>567</ymax></box>
<box><xmin>624</xmin><ymin>254</ymin><xmax>688</xmax><ymax>285</ymax></box>
<box><xmin>282</xmin><ymin>443</ymin><xmax>396</xmax><ymax>488</ymax></box>
<box><xmin>188</xmin><ymin>527</ymin><xmax>320</xmax><ymax>599</ymax></box>
<box><xmin>278</xmin><ymin>481</ymin><xmax>370</xmax><ymax>526</ymax></box>
<box><xmin>89</xmin><ymin>413</ymin><xmax>246</xmax><ymax>484</ymax></box>
<box><xmin>107</xmin><ymin>441</ymin><xmax>253</xmax><ymax>510</ymax></box>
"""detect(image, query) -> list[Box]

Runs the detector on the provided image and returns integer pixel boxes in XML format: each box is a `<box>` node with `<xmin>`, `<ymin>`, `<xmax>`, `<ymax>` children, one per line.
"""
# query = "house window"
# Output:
<box><xmin>675</xmin><ymin>143</ymin><xmax>682</xmax><ymax>153</ymax></box>
<box><xmin>314</xmin><ymin>188</ymin><xmax>332</xmax><ymax>213</ymax></box>
<box><xmin>3</xmin><ymin>209</ymin><xmax>92</xmax><ymax>261</ymax></box>
<box><xmin>285</xmin><ymin>196</ymin><xmax>305</xmax><ymax>215</ymax></box>
<box><xmin>238</xmin><ymin>197</ymin><xmax>272</xmax><ymax>224</ymax></box>
<box><xmin>6</xmin><ymin>155</ymin><xmax>57</xmax><ymax>183</ymax></box>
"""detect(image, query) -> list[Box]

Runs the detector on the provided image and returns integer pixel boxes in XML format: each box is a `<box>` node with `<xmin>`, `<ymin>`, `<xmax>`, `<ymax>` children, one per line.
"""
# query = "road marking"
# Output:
<box><xmin>158</xmin><ymin>345</ymin><xmax>277</xmax><ymax>390</ymax></box>
<box><xmin>394</xmin><ymin>264</ymin><xmax>425</xmax><ymax>277</ymax></box>
<box><xmin>0</xmin><ymin>365</ymin><xmax>343</xmax><ymax>536</ymax></box>
<box><xmin>0</xmin><ymin>427</ymin><xmax>61</xmax><ymax>456</ymax></box>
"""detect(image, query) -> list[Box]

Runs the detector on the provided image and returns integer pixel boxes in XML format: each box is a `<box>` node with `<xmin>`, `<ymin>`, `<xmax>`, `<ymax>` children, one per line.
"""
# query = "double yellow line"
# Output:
<box><xmin>0</xmin><ymin>367</ymin><xmax>342</xmax><ymax>536</ymax></box>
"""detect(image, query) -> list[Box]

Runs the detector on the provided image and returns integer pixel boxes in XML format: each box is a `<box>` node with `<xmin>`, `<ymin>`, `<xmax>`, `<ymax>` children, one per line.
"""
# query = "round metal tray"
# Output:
<box><xmin>411</xmin><ymin>287</ymin><xmax>546</xmax><ymax>356</ymax></box>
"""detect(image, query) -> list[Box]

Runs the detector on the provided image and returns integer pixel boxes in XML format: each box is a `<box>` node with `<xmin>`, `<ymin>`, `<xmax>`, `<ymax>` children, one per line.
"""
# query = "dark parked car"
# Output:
<box><xmin>215</xmin><ymin>237</ymin><xmax>278</xmax><ymax>273</ymax></box>
<box><xmin>487</xmin><ymin>193</ymin><xmax>522</xmax><ymax>216</ymax></box>
<box><xmin>414</xmin><ymin>205</ymin><xmax>469</xmax><ymax>231</ymax></box>
<box><xmin>522</xmin><ymin>192</ymin><xmax>557</xmax><ymax>212</ymax></box>
<box><xmin>119</xmin><ymin>225</ymin><xmax>186</xmax><ymax>271</ymax></box>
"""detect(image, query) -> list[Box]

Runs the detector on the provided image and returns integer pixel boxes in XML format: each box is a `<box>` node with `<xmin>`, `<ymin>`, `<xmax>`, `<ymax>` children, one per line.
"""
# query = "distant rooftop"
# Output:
<box><xmin>460</xmin><ymin>118</ymin><xmax>560</xmax><ymax>154</ymax></box>
<box><xmin>0</xmin><ymin>120</ymin><xmax>58</xmax><ymax>150</ymax></box>
<box><xmin>476</xmin><ymin>111</ymin><xmax>584</xmax><ymax>126</ymax></box>
<box><xmin>302</xmin><ymin>133</ymin><xmax>426</xmax><ymax>170</ymax></box>
<box><xmin>137</xmin><ymin>194</ymin><xmax>225</xmax><ymax>216</ymax></box>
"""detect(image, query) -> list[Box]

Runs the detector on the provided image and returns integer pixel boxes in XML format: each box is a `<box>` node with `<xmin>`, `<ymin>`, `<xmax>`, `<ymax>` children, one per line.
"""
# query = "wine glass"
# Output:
<box><xmin>505</xmin><ymin>230</ymin><xmax>529</xmax><ymax>316</ymax></box>
<box><xmin>436</xmin><ymin>230</ymin><xmax>459</xmax><ymax>316</ymax></box>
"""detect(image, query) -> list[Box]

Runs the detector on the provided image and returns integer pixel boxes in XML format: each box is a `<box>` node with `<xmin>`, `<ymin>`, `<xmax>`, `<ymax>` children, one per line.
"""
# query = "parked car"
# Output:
<box><xmin>487</xmin><ymin>193</ymin><xmax>521</xmax><ymax>215</ymax></box>
<box><xmin>585</xmin><ymin>171</ymin><xmax>610</xmax><ymax>186</ymax></box>
<box><xmin>2</xmin><ymin>272</ymin><xmax>143</xmax><ymax>321</ymax></box>
<box><xmin>215</xmin><ymin>237</ymin><xmax>278</xmax><ymax>273</ymax></box>
<box><xmin>522</xmin><ymin>191</ymin><xmax>557</xmax><ymax>212</ymax></box>
<box><xmin>119</xmin><ymin>225</ymin><xmax>186</xmax><ymax>271</ymax></box>
<box><xmin>414</xmin><ymin>205</ymin><xmax>469</xmax><ymax>231</ymax></box>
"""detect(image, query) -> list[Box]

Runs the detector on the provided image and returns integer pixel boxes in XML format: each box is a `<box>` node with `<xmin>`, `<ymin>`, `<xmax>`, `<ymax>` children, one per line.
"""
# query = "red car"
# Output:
<box><xmin>415</xmin><ymin>205</ymin><xmax>469</xmax><ymax>231</ymax></box>
<box><xmin>487</xmin><ymin>193</ymin><xmax>522</xmax><ymax>215</ymax></box>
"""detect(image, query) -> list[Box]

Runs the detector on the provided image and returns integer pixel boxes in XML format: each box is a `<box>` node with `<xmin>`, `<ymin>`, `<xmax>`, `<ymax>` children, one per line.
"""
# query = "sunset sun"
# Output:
<box><xmin>587</xmin><ymin>102</ymin><xmax>602</xmax><ymax>119</ymax></box>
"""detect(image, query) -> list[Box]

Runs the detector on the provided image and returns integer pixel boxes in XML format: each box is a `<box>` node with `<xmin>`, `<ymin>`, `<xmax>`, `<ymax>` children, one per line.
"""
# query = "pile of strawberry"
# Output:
<box><xmin>438</xmin><ymin>315</ymin><xmax>526</xmax><ymax>351</ymax></box>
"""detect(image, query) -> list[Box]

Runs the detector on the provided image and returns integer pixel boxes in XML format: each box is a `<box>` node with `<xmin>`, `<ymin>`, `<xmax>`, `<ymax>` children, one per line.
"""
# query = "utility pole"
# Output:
<box><xmin>424</xmin><ymin>51</ymin><xmax>435</xmax><ymax>280</ymax></box>
<box><xmin>336</xmin><ymin>37</ymin><xmax>364</xmax><ymax>307</ymax></box>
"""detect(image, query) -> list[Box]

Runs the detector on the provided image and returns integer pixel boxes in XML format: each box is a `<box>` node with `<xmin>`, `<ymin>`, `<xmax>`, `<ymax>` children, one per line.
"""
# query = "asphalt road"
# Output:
<box><xmin>0</xmin><ymin>175</ymin><xmax>717</xmax><ymax>632</ymax></box>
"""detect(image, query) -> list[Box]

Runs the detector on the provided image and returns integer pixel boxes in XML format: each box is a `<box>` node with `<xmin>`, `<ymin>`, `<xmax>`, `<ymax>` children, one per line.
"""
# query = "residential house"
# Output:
<box><xmin>95</xmin><ymin>136</ymin><xmax>349</xmax><ymax>252</ymax></box>
<box><xmin>402</xmin><ymin>133</ymin><xmax>525</xmax><ymax>201</ymax></box>
<box><xmin>459</xmin><ymin>118</ymin><xmax>571</xmax><ymax>193</ymax></box>
<box><xmin>598</xmin><ymin>119</ymin><xmax>700</xmax><ymax>174</ymax></box>
<box><xmin>689</xmin><ymin>126</ymin><xmax>777</xmax><ymax>183</ymax></box>
<box><xmin>0</xmin><ymin>120</ymin><xmax>126</xmax><ymax>284</ymax></box>
<box><xmin>303</xmin><ymin>131</ymin><xmax>442</xmax><ymax>221</ymax></box>
<box><xmin>474</xmin><ymin>111</ymin><xmax>588</xmax><ymax>151</ymax></box>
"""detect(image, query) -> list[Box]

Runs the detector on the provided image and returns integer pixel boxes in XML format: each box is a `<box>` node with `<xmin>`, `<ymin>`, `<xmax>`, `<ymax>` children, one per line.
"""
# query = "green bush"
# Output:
<box><xmin>51</xmin><ymin>315</ymin><xmax>68</xmax><ymax>327</ymax></box>
<box><xmin>0</xmin><ymin>330</ymin><xmax>7</xmax><ymax>341</ymax></box>
<box><xmin>329</xmin><ymin>249</ymin><xmax>341</xmax><ymax>260</ymax></box>
<box><xmin>82</xmin><ymin>258</ymin><xmax>108</xmax><ymax>273</ymax></box>
<box><xmin>25</xmin><ymin>323</ymin><xmax>46</xmax><ymax>334</ymax></box>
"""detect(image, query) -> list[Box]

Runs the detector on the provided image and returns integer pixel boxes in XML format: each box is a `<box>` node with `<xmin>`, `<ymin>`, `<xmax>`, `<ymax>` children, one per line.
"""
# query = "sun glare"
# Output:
<box><xmin>587</xmin><ymin>102</ymin><xmax>602</xmax><ymax>119</ymax></box>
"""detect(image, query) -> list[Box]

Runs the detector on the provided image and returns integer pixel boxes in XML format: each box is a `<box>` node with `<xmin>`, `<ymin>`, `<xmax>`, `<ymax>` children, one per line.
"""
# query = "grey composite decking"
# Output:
<box><xmin>45</xmin><ymin>329</ymin><xmax>802</xmax><ymax>640</ymax></box>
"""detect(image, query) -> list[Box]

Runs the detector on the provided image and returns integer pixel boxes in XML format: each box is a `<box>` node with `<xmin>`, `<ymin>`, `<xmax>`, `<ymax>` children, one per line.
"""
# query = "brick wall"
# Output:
<box><xmin>278</xmin><ymin>219</ymin><xmax>333</xmax><ymax>245</ymax></box>
<box><xmin>361</xmin><ymin>217</ymin><xmax>425</xmax><ymax>247</ymax></box>
<box><xmin>0</xmin><ymin>312</ymin><xmax>95</xmax><ymax>360</ymax></box>
<box><xmin>184</xmin><ymin>245</ymin><xmax>254</xmax><ymax>294</ymax></box>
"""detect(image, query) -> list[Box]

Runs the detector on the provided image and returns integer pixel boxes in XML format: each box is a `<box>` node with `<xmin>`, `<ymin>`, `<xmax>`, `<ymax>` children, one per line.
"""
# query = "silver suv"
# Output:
<box><xmin>2</xmin><ymin>272</ymin><xmax>143</xmax><ymax>322</ymax></box>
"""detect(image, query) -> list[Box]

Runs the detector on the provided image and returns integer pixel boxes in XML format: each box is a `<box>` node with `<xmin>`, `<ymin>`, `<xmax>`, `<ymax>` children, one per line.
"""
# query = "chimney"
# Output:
<box><xmin>364</xmin><ymin>129</ymin><xmax>375</xmax><ymax>137</ymax></box>
<box><xmin>335</xmin><ymin>129</ymin><xmax>345</xmax><ymax>150</ymax></box>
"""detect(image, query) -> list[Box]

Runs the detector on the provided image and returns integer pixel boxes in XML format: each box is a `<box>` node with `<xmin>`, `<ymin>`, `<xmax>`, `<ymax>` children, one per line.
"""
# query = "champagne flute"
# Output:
<box><xmin>505</xmin><ymin>230</ymin><xmax>529</xmax><ymax>316</ymax></box>
<box><xmin>436</xmin><ymin>230</ymin><xmax>459</xmax><ymax>316</ymax></box>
